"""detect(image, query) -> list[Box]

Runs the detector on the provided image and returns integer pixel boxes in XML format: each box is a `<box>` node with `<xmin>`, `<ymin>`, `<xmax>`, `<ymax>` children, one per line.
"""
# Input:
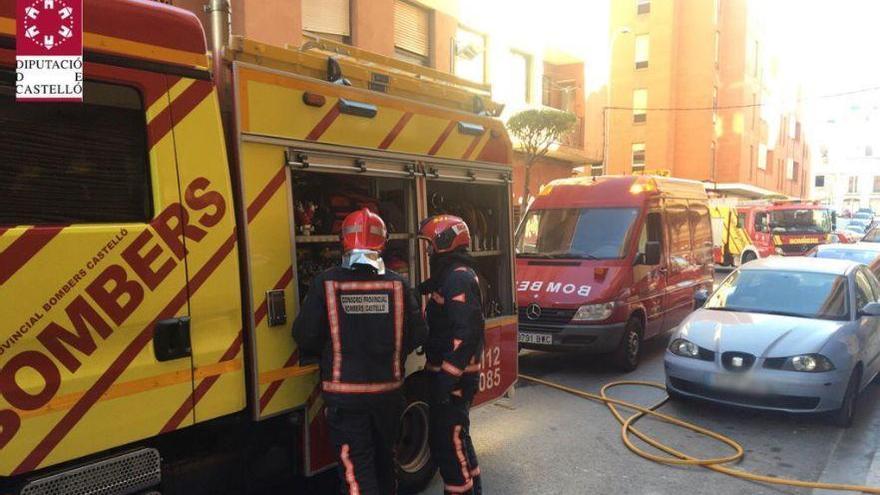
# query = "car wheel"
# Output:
<box><xmin>612</xmin><ymin>317</ymin><xmax>643</xmax><ymax>372</ymax></box>
<box><xmin>831</xmin><ymin>367</ymin><xmax>862</xmax><ymax>428</ymax></box>
<box><xmin>397</xmin><ymin>376</ymin><xmax>436</xmax><ymax>494</ymax></box>
<box><xmin>740</xmin><ymin>251</ymin><xmax>757</xmax><ymax>264</ymax></box>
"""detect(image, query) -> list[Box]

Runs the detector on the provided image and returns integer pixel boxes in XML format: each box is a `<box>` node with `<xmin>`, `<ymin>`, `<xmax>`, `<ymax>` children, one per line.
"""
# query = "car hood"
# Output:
<box><xmin>678</xmin><ymin>309</ymin><xmax>845</xmax><ymax>357</ymax></box>
<box><xmin>515</xmin><ymin>258</ymin><xmax>625</xmax><ymax>307</ymax></box>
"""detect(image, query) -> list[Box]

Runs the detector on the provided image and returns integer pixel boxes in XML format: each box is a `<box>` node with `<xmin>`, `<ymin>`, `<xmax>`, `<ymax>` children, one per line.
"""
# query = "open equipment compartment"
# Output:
<box><xmin>287</xmin><ymin>148</ymin><xmax>420</xmax><ymax>300</ymax></box>
<box><xmin>424</xmin><ymin>163</ymin><xmax>515</xmax><ymax>320</ymax></box>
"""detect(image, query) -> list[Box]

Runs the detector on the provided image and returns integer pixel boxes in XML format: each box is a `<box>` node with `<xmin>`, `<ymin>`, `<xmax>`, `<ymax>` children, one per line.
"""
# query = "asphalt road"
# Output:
<box><xmin>423</xmin><ymin>270</ymin><xmax>880</xmax><ymax>495</ymax></box>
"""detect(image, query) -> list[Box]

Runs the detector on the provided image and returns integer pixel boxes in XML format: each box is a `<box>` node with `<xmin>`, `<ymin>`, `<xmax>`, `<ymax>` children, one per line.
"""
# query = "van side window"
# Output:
<box><xmin>666</xmin><ymin>203</ymin><xmax>691</xmax><ymax>254</ymax></box>
<box><xmin>0</xmin><ymin>77</ymin><xmax>152</xmax><ymax>225</ymax></box>
<box><xmin>754</xmin><ymin>212</ymin><xmax>769</xmax><ymax>232</ymax></box>
<box><xmin>688</xmin><ymin>204</ymin><xmax>712</xmax><ymax>263</ymax></box>
<box><xmin>637</xmin><ymin>211</ymin><xmax>663</xmax><ymax>254</ymax></box>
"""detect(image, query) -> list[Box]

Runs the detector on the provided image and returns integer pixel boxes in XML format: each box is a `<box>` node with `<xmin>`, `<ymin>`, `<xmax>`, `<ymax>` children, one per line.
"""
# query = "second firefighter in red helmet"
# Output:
<box><xmin>419</xmin><ymin>215</ymin><xmax>484</xmax><ymax>495</ymax></box>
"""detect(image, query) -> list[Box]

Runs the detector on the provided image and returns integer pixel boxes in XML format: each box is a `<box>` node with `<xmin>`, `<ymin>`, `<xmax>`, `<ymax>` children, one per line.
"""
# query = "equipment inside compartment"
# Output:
<box><xmin>291</xmin><ymin>170</ymin><xmax>513</xmax><ymax>319</ymax></box>
<box><xmin>292</xmin><ymin>172</ymin><xmax>417</xmax><ymax>301</ymax></box>
<box><xmin>425</xmin><ymin>180</ymin><xmax>513</xmax><ymax>318</ymax></box>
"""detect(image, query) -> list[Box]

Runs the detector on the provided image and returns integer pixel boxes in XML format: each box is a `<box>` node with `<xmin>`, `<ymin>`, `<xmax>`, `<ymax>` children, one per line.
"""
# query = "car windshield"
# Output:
<box><xmin>864</xmin><ymin>228</ymin><xmax>880</xmax><ymax>242</ymax></box>
<box><xmin>769</xmin><ymin>208</ymin><xmax>833</xmax><ymax>234</ymax></box>
<box><xmin>705</xmin><ymin>269</ymin><xmax>849</xmax><ymax>321</ymax></box>
<box><xmin>816</xmin><ymin>248</ymin><xmax>879</xmax><ymax>265</ymax></box>
<box><xmin>515</xmin><ymin>207</ymin><xmax>639</xmax><ymax>259</ymax></box>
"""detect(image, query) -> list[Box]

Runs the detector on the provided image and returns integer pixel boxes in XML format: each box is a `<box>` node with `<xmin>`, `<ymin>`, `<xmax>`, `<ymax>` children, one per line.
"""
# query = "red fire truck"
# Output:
<box><xmin>711</xmin><ymin>199</ymin><xmax>839</xmax><ymax>265</ymax></box>
<box><xmin>0</xmin><ymin>1</ymin><xmax>518</xmax><ymax>493</ymax></box>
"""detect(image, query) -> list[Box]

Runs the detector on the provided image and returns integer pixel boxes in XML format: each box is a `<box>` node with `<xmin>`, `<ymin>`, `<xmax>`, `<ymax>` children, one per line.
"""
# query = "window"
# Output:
<box><xmin>633</xmin><ymin>88</ymin><xmax>647</xmax><ymax>123</ymax></box>
<box><xmin>706</xmin><ymin>270</ymin><xmax>849</xmax><ymax>321</ymax></box>
<box><xmin>710</xmin><ymin>141</ymin><xmax>716</xmax><ymax>177</ymax></box>
<box><xmin>792</xmin><ymin>161</ymin><xmax>800</xmax><ymax>181</ymax></box>
<box><xmin>302</xmin><ymin>0</ymin><xmax>350</xmax><ymax>42</ymax></box>
<box><xmin>394</xmin><ymin>0</ymin><xmax>431</xmax><ymax>66</ymax></box>
<box><xmin>855</xmin><ymin>270</ymin><xmax>874</xmax><ymax>311</ymax></box>
<box><xmin>453</xmin><ymin>26</ymin><xmax>486</xmax><ymax>84</ymax></box>
<box><xmin>515</xmin><ymin>208</ymin><xmax>640</xmax><ymax>259</ymax></box>
<box><xmin>736</xmin><ymin>212</ymin><xmax>747</xmax><ymax>230</ymax></box>
<box><xmin>874</xmin><ymin>176</ymin><xmax>880</xmax><ymax>193</ymax></box>
<box><xmin>714</xmin><ymin>31</ymin><xmax>720</xmax><ymax>67</ymax></box>
<box><xmin>868</xmin><ymin>146</ymin><xmax>874</xmax><ymax>157</ymax></box>
<box><xmin>757</xmin><ymin>143</ymin><xmax>767</xmax><ymax>170</ymax></box>
<box><xmin>785</xmin><ymin>158</ymin><xmax>794</xmax><ymax>180</ymax></box>
<box><xmin>751</xmin><ymin>93</ymin><xmax>757</xmax><ymax>128</ymax></box>
<box><xmin>509</xmin><ymin>50</ymin><xmax>531</xmax><ymax>103</ymax></box>
<box><xmin>753</xmin><ymin>40</ymin><xmax>760</xmax><ymax>77</ymax></box>
<box><xmin>815</xmin><ymin>175</ymin><xmax>825</xmax><ymax>188</ymax></box>
<box><xmin>634</xmin><ymin>34</ymin><xmax>649</xmax><ymax>69</ymax></box>
<box><xmin>712</xmin><ymin>86</ymin><xmax>718</xmax><ymax>123</ymax></box>
<box><xmin>637</xmin><ymin>0</ymin><xmax>650</xmax><ymax>15</ymax></box>
<box><xmin>688</xmin><ymin>204</ymin><xmax>713</xmax><ymax>265</ymax></box>
<box><xmin>0</xmin><ymin>79</ymin><xmax>151</xmax><ymax>225</ymax></box>
<box><xmin>849</xmin><ymin>176</ymin><xmax>859</xmax><ymax>194</ymax></box>
<box><xmin>666</xmin><ymin>203</ymin><xmax>692</xmax><ymax>273</ymax></box>
<box><xmin>637</xmin><ymin>211</ymin><xmax>663</xmax><ymax>257</ymax></box>
<box><xmin>542</xmin><ymin>75</ymin><xmax>552</xmax><ymax>106</ymax></box>
<box><xmin>631</xmin><ymin>143</ymin><xmax>646</xmax><ymax>173</ymax></box>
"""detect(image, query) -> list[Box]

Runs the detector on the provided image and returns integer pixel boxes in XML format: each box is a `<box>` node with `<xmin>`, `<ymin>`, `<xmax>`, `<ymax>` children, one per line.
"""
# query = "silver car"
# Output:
<box><xmin>664</xmin><ymin>257</ymin><xmax>880</xmax><ymax>427</ymax></box>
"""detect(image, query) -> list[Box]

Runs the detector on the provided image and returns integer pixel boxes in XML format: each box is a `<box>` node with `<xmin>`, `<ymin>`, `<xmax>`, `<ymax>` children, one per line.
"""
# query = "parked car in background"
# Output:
<box><xmin>813</xmin><ymin>243</ymin><xmax>880</xmax><ymax>278</ymax></box>
<box><xmin>665</xmin><ymin>257</ymin><xmax>880</xmax><ymax>427</ymax></box>
<box><xmin>864</xmin><ymin>226</ymin><xmax>880</xmax><ymax>243</ymax></box>
<box><xmin>845</xmin><ymin>219</ymin><xmax>870</xmax><ymax>234</ymax></box>
<box><xmin>515</xmin><ymin>175</ymin><xmax>714</xmax><ymax>371</ymax></box>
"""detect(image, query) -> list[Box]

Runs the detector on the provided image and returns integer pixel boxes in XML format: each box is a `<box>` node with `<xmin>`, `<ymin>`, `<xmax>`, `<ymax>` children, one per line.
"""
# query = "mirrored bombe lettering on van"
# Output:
<box><xmin>516</xmin><ymin>280</ymin><xmax>591</xmax><ymax>297</ymax></box>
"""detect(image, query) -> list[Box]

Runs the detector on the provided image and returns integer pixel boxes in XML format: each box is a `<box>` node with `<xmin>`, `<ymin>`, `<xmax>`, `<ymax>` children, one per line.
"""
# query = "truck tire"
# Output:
<box><xmin>611</xmin><ymin>317</ymin><xmax>643</xmax><ymax>372</ymax></box>
<box><xmin>397</xmin><ymin>374</ymin><xmax>437</xmax><ymax>494</ymax></box>
<box><xmin>740</xmin><ymin>251</ymin><xmax>757</xmax><ymax>264</ymax></box>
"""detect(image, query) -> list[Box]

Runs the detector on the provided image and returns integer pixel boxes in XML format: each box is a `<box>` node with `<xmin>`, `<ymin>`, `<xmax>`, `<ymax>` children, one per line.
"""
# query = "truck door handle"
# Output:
<box><xmin>153</xmin><ymin>317</ymin><xmax>192</xmax><ymax>362</ymax></box>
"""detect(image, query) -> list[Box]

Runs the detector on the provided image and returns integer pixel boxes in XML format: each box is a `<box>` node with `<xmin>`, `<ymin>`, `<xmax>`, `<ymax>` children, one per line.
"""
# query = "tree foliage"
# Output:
<box><xmin>507</xmin><ymin>108</ymin><xmax>577</xmax><ymax>208</ymax></box>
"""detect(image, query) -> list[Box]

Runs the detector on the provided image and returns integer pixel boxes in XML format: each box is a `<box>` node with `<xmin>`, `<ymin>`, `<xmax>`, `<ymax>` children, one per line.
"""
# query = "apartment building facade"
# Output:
<box><xmin>169</xmin><ymin>0</ymin><xmax>595</xmax><ymax>205</ymax></box>
<box><xmin>606</xmin><ymin>0</ymin><xmax>810</xmax><ymax>198</ymax></box>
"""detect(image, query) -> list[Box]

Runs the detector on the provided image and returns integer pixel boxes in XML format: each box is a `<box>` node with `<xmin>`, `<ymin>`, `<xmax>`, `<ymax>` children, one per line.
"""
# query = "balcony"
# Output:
<box><xmin>558</xmin><ymin>116</ymin><xmax>585</xmax><ymax>149</ymax></box>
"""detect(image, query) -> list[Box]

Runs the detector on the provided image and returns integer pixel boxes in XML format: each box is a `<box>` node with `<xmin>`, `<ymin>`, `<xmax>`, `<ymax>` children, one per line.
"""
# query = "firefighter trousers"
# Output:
<box><xmin>429</xmin><ymin>374</ymin><xmax>482</xmax><ymax>495</ymax></box>
<box><xmin>326</xmin><ymin>399</ymin><xmax>404</xmax><ymax>495</ymax></box>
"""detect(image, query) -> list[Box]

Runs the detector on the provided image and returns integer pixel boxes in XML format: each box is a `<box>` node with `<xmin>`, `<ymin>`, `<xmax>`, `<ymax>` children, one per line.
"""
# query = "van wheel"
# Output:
<box><xmin>741</xmin><ymin>252</ymin><xmax>757</xmax><ymax>264</ymax></box>
<box><xmin>397</xmin><ymin>375</ymin><xmax>436</xmax><ymax>494</ymax></box>
<box><xmin>612</xmin><ymin>318</ymin><xmax>643</xmax><ymax>372</ymax></box>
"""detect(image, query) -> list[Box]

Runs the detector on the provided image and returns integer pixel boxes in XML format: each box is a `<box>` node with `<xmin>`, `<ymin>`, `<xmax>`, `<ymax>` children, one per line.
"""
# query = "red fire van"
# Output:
<box><xmin>515</xmin><ymin>175</ymin><xmax>714</xmax><ymax>370</ymax></box>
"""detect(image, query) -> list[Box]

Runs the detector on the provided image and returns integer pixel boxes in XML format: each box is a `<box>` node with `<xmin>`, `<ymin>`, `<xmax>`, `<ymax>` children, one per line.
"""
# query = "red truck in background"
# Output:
<box><xmin>711</xmin><ymin>199</ymin><xmax>840</xmax><ymax>266</ymax></box>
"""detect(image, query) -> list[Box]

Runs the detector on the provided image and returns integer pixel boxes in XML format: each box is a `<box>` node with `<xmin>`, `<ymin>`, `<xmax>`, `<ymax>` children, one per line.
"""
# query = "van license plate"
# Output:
<box><xmin>519</xmin><ymin>332</ymin><xmax>553</xmax><ymax>345</ymax></box>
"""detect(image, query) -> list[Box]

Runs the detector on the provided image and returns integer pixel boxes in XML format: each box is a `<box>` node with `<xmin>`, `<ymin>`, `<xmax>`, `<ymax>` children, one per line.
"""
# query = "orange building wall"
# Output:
<box><xmin>607</xmin><ymin>0</ymin><xmax>810</xmax><ymax>197</ymax></box>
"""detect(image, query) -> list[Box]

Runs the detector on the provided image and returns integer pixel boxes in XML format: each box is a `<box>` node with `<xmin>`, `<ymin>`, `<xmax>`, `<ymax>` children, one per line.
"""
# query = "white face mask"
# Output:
<box><xmin>341</xmin><ymin>249</ymin><xmax>386</xmax><ymax>275</ymax></box>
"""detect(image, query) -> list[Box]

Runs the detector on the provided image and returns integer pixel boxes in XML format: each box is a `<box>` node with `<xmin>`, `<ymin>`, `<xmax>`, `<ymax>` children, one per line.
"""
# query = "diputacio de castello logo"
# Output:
<box><xmin>16</xmin><ymin>0</ymin><xmax>83</xmax><ymax>101</ymax></box>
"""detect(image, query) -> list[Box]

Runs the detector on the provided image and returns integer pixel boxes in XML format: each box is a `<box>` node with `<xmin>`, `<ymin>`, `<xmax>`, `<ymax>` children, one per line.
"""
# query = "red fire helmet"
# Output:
<box><xmin>341</xmin><ymin>208</ymin><xmax>387</xmax><ymax>253</ymax></box>
<box><xmin>418</xmin><ymin>215</ymin><xmax>471</xmax><ymax>254</ymax></box>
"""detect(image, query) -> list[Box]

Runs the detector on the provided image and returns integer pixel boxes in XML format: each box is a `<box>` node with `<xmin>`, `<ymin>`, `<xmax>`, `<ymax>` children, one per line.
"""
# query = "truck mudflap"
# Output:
<box><xmin>473</xmin><ymin>316</ymin><xmax>518</xmax><ymax>406</ymax></box>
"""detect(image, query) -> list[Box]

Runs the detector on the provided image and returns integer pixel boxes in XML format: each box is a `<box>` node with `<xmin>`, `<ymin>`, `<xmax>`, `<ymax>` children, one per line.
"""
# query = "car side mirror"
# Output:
<box><xmin>860</xmin><ymin>302</ymin><xmax>880</xmax><ymax>318</ymax></box>
<box><xmin>641</xmin><ymin>241</ymin><xmax>661</xmax><ymax>265</ymax></box>
<box><xmin>694</xmin><ymin>288</ymin><xmax>710</xmax><ymax>308</ymax></box>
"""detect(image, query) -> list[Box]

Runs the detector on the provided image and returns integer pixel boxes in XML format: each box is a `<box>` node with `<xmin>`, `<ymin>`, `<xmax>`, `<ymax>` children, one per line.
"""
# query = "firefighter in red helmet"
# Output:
<box><xmin>418</xmin><ymin>215</ymin><xmax>484</xmax><ymax>495</ymax></box>
<box><xmin>292</xmin><ymin>208</ymin><xmax>426</xmax><ymax>495</ymax></box>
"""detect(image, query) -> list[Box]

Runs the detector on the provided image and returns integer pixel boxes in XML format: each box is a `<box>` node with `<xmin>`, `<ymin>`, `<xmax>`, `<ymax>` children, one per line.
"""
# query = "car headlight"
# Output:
<box><xmin>784</xmin><ymin>354</ymin><xmax>835</xmax><ymax>372</ymax></box>
<box><xmin>572</xmin><ymin>302</ymin><xmax>614</xmax><ymax>321</ymax></box>
<box><xmin>669</xmin><ymin>338</ymin><xmax>700</xmax><ymax>358</ymax></box>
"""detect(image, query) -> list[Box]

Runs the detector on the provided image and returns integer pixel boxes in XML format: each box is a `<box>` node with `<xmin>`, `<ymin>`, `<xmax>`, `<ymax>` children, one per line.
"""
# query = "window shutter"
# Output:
<box><xmin>394</xmin><ymin>0</ymin><xmax>430</xmax><ymax>57</ymax></box>
<box><xmin>302</xmin><ymin>0</ymin><xmax>350</xmax><ymax>36</ymax></box>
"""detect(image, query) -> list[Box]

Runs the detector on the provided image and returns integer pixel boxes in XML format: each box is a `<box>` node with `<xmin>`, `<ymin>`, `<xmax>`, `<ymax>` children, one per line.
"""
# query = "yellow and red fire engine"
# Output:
<box><xmin>0</xmin><ymin>1</ymin><xmax>518</xmax><ymax>492</ymax></box>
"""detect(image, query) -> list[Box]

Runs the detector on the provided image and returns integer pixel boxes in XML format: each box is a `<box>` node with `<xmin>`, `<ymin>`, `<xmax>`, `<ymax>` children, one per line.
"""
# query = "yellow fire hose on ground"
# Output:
<box><xmin>518</xmin><ymin>374</ymin><xmax>880</xmax><ymax>494</ymax></box>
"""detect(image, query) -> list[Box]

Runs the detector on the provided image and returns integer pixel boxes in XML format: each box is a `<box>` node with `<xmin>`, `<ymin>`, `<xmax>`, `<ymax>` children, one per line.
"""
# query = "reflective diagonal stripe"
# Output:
<box><xmin>0</xmin><ymin>226</ymin><xmax>66</xmax><ymax>286</ymax></box>
<box><xmin>306</xmin><ymin>104</ymin><xmax>342</xmax><ymax>141</ymax></box>
<box><xmin>428</xmin><ymin>121</ymin><xmax>456</xmax><ymax>156</ymax></box>
<box><xmin>379</xmin><ymin>112</ymin><xmax>413</xmax><ymax>149</ymax></box>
